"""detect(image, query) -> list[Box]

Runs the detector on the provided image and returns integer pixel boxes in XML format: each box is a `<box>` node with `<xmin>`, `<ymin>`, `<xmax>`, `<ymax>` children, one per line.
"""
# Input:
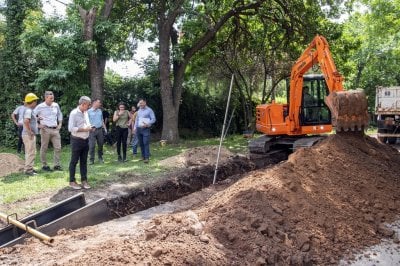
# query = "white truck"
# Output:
<box><xmin>375</xmin><ymin>86</ymin><xmax>400</xmax><ymax>144</ymax></box>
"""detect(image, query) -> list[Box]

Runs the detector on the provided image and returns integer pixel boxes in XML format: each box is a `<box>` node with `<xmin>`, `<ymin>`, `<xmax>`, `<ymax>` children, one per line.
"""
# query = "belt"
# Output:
<box><xmin>96</xmin><ymin>127</ymin><xmax>103</xmax><ymax>129</ymax></box>
<box><xmin>45</xmin><ymin>126</ymin><xmax>57</xmax><ymax>129</ymax></box>
<box><xmin>71</xmin><ymin>135</ymin><xmax>88</xmax><ymax>141</ymax></box>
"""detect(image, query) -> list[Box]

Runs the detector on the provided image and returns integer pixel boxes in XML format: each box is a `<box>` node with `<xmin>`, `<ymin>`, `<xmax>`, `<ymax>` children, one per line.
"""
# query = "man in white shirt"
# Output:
<box><xmin>33</xmin><ymin>91</ymin><xmax>63</xmax><ymax>171</ymax></box>
<box><xmin>68</xmin><ymin>96</ymin><xmax>94</xmax><ymax>190</ymax></box>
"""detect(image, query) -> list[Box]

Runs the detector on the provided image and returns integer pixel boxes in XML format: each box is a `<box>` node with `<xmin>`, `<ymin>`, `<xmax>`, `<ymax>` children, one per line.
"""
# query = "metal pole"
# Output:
<box><xmin>0</xmin><ymin>212</ymin><xmax>54</xmax><ymax>243</ymax></box>
<box><xmin>223</xmin><ymin>106</ymin><xmax>236</xmax><ymax>140</ymax></box>
<box><xmin>213</xmin><ymin>74</ymin><xmax>234</xmax><ymax>184</ymax></box>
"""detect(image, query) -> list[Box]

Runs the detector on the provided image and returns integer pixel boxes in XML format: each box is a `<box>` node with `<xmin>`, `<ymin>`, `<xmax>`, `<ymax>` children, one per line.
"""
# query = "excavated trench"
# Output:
<box><xmin>0</xmin><ymin>151</ymin><xmax>289</xmax><ymax>247</ymax></box>
<box><xmin>107</xmin><ymin>151</ymin><xmax>289</xmax><ymax>218</ymax></box>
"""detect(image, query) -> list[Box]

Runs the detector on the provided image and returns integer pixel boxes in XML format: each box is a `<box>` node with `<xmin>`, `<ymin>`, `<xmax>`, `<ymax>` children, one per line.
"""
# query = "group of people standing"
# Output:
<box><xmin>12</xmin><ymin>92</ymin><xmax>155</xmax><ymax>190</ymax></box>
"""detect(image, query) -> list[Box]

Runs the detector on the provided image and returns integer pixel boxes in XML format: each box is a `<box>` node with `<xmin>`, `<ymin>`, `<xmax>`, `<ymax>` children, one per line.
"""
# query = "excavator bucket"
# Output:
<box><xmin>325</xmin><ymin>89</ymin><xmax>369</xmax><ymax>132</ymax></box>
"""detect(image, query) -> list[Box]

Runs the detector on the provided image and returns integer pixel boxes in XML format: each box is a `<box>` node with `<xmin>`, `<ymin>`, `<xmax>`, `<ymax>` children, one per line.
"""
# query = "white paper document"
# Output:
<box><xmin>139</xmin><ymin>117</ymin><xmax>150</xmax><ymax>127</ymax></box>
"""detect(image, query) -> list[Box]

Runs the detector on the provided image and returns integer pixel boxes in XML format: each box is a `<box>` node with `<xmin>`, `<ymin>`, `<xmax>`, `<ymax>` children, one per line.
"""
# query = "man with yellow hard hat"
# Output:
<box><xmin>22</xmin><ymin>93</ymin><xmax>39</xmax><ymax>175</ymax></box>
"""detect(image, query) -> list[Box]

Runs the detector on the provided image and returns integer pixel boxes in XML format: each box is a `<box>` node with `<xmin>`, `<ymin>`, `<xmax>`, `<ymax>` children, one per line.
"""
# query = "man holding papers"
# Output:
<box><xmin>134</xmin><ymin>99</ymin><xmax>156</xmax><ymax>163</ymax></box>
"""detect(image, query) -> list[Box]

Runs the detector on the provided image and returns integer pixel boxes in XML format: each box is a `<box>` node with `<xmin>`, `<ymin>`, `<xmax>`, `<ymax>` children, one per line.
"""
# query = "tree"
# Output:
<box><xmin>135</xmin><ymin>0</ymin><xmax>344</xmax><ymax>143</ymax></box>
<box><xmin>78</xmin><ymin>0</ymin><xmax>113</xmax><ymax>101</ymax></box>
<box><xmin>0</xmin><ymin>0</ymin><xmax>41</xmax><ymax>146</ymax></box>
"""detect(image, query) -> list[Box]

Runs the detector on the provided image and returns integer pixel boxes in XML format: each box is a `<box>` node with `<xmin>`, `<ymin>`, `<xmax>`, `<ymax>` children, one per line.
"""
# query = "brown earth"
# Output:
<box><xmin>1</xmin><ymin>133</ymin><xmax>400</xmax><ymax>265</ymax></box>
<box><xmin>0</xmin><ymin>153</ymin><xmax>24</xmax><ymax>177</ymax></box>
<box><xmin>158</xmin><ymin>145</ymin><xmax>235</xmax><ymax>168</ymax></box>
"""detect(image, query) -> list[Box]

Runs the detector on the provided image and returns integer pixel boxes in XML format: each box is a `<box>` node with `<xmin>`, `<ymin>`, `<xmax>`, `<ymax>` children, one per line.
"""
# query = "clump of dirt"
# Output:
<box><xmin>2</xmin><ymin>134</ymin><xmax>400</xmax><ymax>265</ymax></box>
<box><xmin>158</xmin><ymin>145</ymin><xmax>235</xmax><ymax>168</ymax></box>
<box><xmin>0</xmin><ymin>153</ymin><xmax>24</xmax><ymax>177</ymax></box>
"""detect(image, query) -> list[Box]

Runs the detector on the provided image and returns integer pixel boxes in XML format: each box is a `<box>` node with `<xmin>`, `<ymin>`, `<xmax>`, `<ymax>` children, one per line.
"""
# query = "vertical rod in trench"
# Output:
<box><xmin>213</xmin><ymin>74</ymin><xmax>234</xmax><ymax>185</ymax></box>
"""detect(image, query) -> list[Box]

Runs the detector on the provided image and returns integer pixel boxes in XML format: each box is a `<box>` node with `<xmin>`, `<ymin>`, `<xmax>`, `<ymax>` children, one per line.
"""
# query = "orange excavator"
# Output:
<box><xmin>249</xmin><ymin>35</ymin><xmax>369</xmax><ymax>154</ymax></box>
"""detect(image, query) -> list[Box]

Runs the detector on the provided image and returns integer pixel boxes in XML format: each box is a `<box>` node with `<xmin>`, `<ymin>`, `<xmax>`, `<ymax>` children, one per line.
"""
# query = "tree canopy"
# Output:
<box><xmin>0</xmin><ymin>0</ymin><xmax>398</xmax><ymax>146</ymax></box>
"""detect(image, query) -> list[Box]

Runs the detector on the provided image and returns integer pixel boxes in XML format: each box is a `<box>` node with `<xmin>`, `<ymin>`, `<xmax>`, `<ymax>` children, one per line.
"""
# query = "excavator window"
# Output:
<box><xmin>301</xmin><ymin>75</ymin><xmax>331</xmax><ymax>125</ymax></box>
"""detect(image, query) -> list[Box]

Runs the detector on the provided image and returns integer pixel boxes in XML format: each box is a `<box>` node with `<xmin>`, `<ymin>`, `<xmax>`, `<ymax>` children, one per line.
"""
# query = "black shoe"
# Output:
<box><xmin>118</xmin><ymin>156</ymin><xmax>122</xmax><ymax>162</ymax></box>
<box><xmin>143</xmin><ymin>159</ymin><xmax>149</xmax><ymax>164</ymax></box>
<box><xmin>54</xmin><ymin>166</ymin><xmax>63</xmax><ymax>171</ymax></box>
<box><xmin>89</xmin><ymin>160</ymin><xmax>94</xmax><ymax>165</ymax></box>
<box><xmin>42</xmin><ymin>166</ymin><xmax>52</xmax><ymax>172</ymax></box>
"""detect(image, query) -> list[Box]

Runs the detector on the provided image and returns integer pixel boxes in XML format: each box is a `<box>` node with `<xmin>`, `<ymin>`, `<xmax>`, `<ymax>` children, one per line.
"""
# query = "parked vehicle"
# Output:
<box><xmin>375</xmin><ymin>86</ymin><xmax>400</xmax><ymax>144</ymax></box>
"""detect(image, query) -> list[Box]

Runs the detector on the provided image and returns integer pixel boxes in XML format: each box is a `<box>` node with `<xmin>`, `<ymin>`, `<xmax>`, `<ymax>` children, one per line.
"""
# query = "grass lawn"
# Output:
<box><xmin>0</xmin><ymin>135</ymin><xmax>249</xmax><ymax>205</ymax></box>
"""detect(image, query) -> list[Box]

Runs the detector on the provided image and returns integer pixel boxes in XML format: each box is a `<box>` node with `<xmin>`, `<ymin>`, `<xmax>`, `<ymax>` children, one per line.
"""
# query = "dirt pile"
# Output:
<box><xmin>158</xmin><ymin>145</ymin><xmax>235</xmax><ymax>168</ymax></box>
<box><xmin>0</xmin><ymin>153</ymin><xmax>24</xmax><ymax>178</ymax></box>
<box><xmin>1</xmin><ymin>134</ymin><xmax>400</xmax><ymax>265</ymax></box>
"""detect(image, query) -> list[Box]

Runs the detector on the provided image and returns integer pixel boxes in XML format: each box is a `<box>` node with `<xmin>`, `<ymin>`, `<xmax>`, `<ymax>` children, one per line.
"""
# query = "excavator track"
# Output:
<box><xmin>248</xmin><ymin>135</ymin><xmax>325</xmax><ymax>167</ymax></box>
<box><xmin>325</xmin><ymin>89</ymin><xmax>369</xmax><ymax>132</ymax></box>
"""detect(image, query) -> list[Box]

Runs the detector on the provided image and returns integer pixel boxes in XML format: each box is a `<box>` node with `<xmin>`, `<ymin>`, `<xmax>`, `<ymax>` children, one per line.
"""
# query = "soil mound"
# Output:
<box><xmin>158</xmin><ymin>145</ymin><xmax>235</xmax><ymax>168</ymax></box>
<box><xmin>0</xmin><ymin>153</ymin><xmax>24</xmax><ymax>177</ymax></box>
<box><xmin>2</xmin><ymin>134</ymin><xmax>400</xmax><ymax>265</ymax></box>
<box><xmin>82</xmin><ymin>133</ymin><xmax>399</xmax><ymax>265</ymax></box>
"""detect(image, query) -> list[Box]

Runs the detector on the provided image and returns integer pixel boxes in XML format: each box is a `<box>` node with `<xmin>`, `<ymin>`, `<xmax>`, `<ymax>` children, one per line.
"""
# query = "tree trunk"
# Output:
<box><xmin>159</xmin><ymin>27</ymin><xmax>180</xmax><ymax>142</ymax></box>
<box><xmin>79</xmin><ymin>0</ymin><xmax>113</xmax><ymax>102</ymax></box>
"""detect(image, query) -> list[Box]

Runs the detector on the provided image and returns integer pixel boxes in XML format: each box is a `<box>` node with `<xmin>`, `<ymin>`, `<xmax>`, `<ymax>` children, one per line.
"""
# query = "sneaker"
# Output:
<box><xmin>53</xmin><ymin>165</ymin><xmax>63</xmax><ymax>171</ymax></box>
<box><xmin>42</xmin><ymin>166</ymin><xmax>52</xmax><ymax>172</ymax></box>
<box><xmin>25</xmin><ymin>171</ymin><xmax>37</xmax><ymax>176</ymax></box>
<box><xmin>98</xmin><ymin>158</ymin><xmax>104</xmax><ymax>164</ymax></box>
<box><xmin>81</xmin><ymin>181</ymin><xmax>91</xmax><ymax>189</ymax></box>
<box><xmin>118</xmin><ymin>156</ymin><xmax>123</xmax><ymax>162</ymax></box>
<box><xmin>143</xmin><ymin>159</ymin><xmax>149</xmax><ymax>164</ymax></box>
<box><xmin>89</xmin><ymin>160</ymin><xmax>94</xmax><ymax>165</ymax></box>
<box><xmin>69</xmin><ymin>182</ymin><xmax>81</xmax><ymax>190</ymax></box>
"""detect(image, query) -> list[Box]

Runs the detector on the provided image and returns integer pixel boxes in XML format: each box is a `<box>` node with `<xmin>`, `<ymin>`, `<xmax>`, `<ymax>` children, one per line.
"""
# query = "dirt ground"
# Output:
<box><xmin>0</xmin><ymin>153</ymin><xmax>24</xmax><ymax>177</ymax></box>
<box><xmin>1</xmin><ymin>134</ymin><xmax>400</xmax><ymax>265</ymax></box>
<box><xmin>158</xmin><ymin>145</ymin><xmax>235</xmax><ymax>168</ymax></box>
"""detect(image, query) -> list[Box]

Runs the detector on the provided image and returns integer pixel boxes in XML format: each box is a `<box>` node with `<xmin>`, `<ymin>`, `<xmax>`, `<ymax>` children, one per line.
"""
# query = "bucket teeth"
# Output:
<box><xmin>325</xmin><ymin>89</ymin><xmax>369</xmax><ymax>132</ymax></box>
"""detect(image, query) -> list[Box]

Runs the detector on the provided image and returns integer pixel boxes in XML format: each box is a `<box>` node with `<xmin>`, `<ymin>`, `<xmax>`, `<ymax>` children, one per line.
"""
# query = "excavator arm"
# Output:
<box><xmin>289</xmin><ymin>35</ymin><xmax>369</xmax><ymax>132</ymax></box>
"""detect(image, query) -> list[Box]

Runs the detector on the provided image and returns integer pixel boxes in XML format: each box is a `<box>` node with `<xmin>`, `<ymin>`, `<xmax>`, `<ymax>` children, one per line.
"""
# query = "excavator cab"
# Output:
<box><xmin>300</xmin><ymin>74</ymin><xmax>331</xmax><ymax>125</ymax></box>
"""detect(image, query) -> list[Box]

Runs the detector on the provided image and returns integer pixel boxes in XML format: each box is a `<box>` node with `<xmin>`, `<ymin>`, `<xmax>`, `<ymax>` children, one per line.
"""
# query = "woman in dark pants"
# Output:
<box><xmin>113</xmin><ymin>102</ymin><xmax>131</xmax><ymax>162</ymax></box>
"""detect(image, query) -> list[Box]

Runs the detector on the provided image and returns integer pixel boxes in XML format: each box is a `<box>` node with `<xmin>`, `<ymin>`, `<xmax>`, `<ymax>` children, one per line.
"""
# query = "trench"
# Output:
<box><xmin>0</xmin><ymin>151</ymin><xmax>289</xmax><ymax>247</ymax></box>
<box><xmin>107</xmin><ymin>151</ymin><xmax>289</xmax><ymax>218</ymax></box>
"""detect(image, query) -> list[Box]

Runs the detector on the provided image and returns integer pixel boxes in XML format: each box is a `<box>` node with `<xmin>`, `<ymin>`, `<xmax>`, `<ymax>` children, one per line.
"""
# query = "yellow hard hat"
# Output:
<box><xmin>24</xmin><ymin>93</ymin><xmax>39</xmax><ymax>103</ymax></box>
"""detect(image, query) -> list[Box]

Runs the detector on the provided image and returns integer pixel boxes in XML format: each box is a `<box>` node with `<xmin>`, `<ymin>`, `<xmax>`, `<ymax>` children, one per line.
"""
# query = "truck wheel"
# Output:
<box><xmin>377</xmin><ymin>129</ymin><xmax>387</xmax><ymax>143</ymax></box>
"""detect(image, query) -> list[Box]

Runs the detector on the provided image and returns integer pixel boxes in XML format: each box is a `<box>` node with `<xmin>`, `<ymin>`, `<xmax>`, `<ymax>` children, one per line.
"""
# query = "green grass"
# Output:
<box><xmin>0</xmin><ymin>135</ymin><xmax>249</xmax><ymax>205</ymax></box>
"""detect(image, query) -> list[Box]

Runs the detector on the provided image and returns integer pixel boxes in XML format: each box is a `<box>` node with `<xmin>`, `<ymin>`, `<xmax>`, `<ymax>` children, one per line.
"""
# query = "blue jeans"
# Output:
<box><xmin>131</xmin><ymin>133</ymin><xmax>138</xmax><ymax>154</ymax></box>
<box><xmin>137</xmin><ymin>127</ymin><xmax>150</xmax><ymax>159</ymax></box>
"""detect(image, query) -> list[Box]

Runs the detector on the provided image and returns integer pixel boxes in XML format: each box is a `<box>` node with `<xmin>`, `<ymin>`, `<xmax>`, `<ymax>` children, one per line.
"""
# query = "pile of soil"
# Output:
<box><xmin>0</xmin><ymin>153</ymin><xmax>24</xmax><ymax>177</ymax></box>
<box><xmin>1</xmin><ymin>133</ymin><xmax>400</xmax><ymax>265</ymax></box>
<box><xmin>158</xmin><ymin>145</ymin><xmax>235</xmax><ymax>168</ymax></box>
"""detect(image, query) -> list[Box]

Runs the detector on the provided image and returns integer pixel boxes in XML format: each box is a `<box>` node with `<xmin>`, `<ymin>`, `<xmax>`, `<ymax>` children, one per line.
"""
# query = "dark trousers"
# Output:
<box><xmin>131</xmin><ymin>133</ymin><xmax>138</xmax><ymax>155</ymax></box>
<box><xmin>17</xmin><ymin>126</ymin><xmax>23</xmax><ymax>153</ymax></box>
<box><xmin>137</xmin><ymin>127</ymin><xmax>151</xmax><ymax>159</ymax></box>
<box><xmin>69</xmin><ymin>136</ymin><xmax>89</xmax><ymax>182</ymax></box>
<box><xmin>116</xmin><ymin>127</ymin><xmax>128</xmax><ymax>159</ymax></box>
<box><xmin>89</xmin><ymin>128</ymin><xmax>104</xmax><ymax>161</ymax></box>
